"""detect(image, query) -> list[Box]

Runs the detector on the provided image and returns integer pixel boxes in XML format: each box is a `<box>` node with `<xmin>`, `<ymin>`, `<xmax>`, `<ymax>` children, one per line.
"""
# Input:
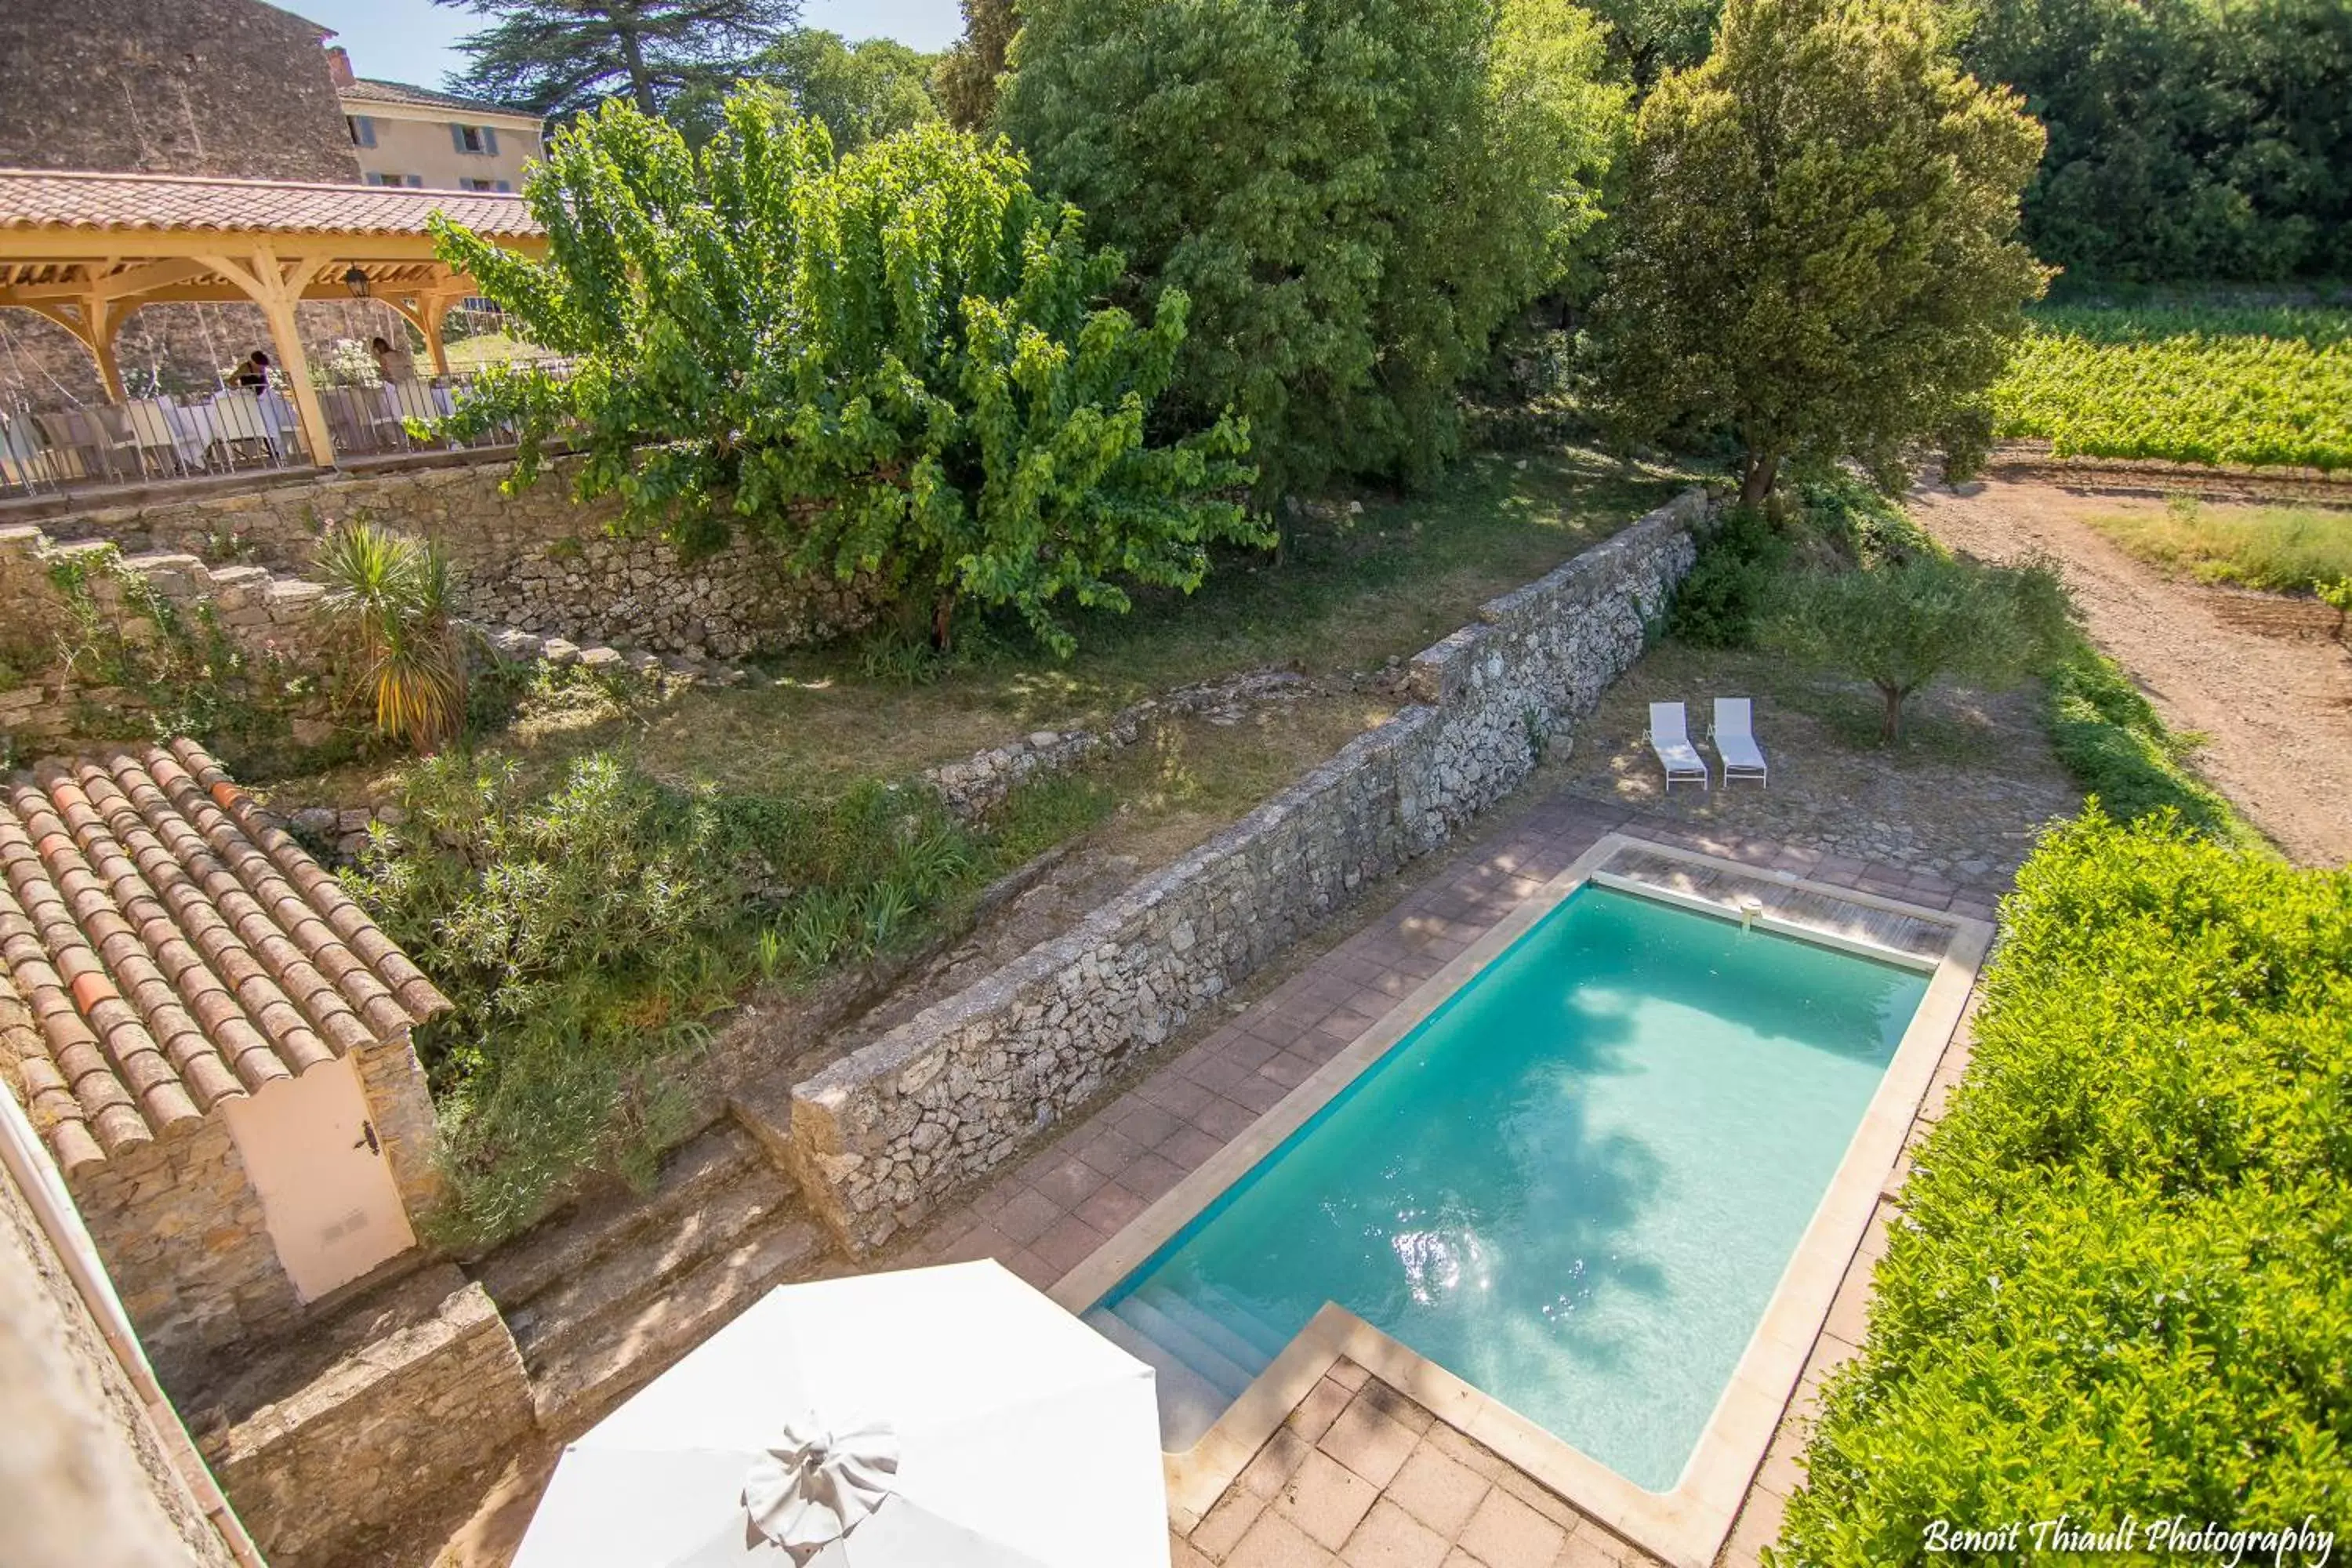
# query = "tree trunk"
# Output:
<box><xmin>1878</xmin><ymin>681</ymin><xmax>1907</xmax><ymax>742</ymax></box>
<box><xmin>1738</xmin><ymin>451</ymin><xmax>1780</xmax><ymax>506</ymax></box>
<box><xmin>619</xmin><ymin>25</ymin><xmax>656</xmax><ymax>115</ymax></box>
<box><xmin>931</xmin><ymin>590</ymin><xmax>957</xmax><ymax>652</ymax></box>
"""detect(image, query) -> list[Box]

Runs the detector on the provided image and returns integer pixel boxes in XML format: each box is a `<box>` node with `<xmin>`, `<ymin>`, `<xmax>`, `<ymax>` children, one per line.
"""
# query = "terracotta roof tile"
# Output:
<box><xmin>0</xmin><ymin>742</ymin><xmax>448</xmax><ymax>1175</ymax></box>
<box><xmin>0</xmin><ymin>167</ymin><xmax>542</xmax><ymax>240</ymax></box>
<box><xmin>343</xmin><ymin>78</ymin><xmax>540</xmax><ymax>121</ymax></box>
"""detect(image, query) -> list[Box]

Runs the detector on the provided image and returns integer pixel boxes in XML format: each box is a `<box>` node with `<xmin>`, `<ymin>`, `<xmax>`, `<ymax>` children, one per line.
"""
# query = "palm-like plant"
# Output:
<box><xmin>315</xmin><ymin>520</ymin><xmax>469</xmax><ymax>753</ymax></box>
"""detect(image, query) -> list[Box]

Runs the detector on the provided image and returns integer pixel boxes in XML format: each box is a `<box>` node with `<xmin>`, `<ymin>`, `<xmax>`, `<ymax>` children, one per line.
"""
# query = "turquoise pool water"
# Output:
<box><xmin>1087</xmin><ymin>884</ymin><xmax>1928</xmax><ymax>1490</ymax></box>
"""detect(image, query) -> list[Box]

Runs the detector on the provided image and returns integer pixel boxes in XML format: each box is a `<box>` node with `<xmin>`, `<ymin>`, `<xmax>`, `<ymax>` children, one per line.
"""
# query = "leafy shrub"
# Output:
<box><xmin>1668</xmin><ymin>503</ymin><xmax>1785</xmax><ymax>647</ymax></box>
<box><xmin>2042</xmin><ymin>647</ymin><xmax>2261</xmax><ymax>851</ymax></box>
<box><xmin>350</xmin><ymin>752</ymin><xmax>1000</xmax><ymax>1243</ymax></box>
<box><xmin>1791</xmin><ymin>472</ymin><xmax>1940</xmax><ymax>567</ymax></box>
<box><xmin>430</xmin><ymin>90</ymin><xmax>1261</xmax><ymax>655</ymax></box>
<box><xmin>1762</xmin><ymin>554</ymin><xmax>2076</xmax><ymax>740</ymax></box>
<box><xmin>1776</xmin><ymin>810</ymin><xmax>2352</xmax><ymax>1562</ymax></box>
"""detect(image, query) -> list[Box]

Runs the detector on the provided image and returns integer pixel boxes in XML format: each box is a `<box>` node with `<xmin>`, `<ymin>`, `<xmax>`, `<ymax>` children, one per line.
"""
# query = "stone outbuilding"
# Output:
<box><xmin>0</xmin><ymin>738</ymin><xmax>448</xmax><ymax>1392</ymax></box>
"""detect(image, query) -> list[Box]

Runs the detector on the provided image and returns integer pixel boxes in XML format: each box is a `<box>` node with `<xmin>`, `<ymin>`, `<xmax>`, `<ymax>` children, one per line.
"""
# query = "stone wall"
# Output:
<box><xmin>64</xmin><ymin>1113</ymin><xmax>297</xmax><ymax>1399</ymax></box>
<box><xmin>0</xmin><ymin>524</ymin><xmax>331</xmax><ymax>755</ymax></box>
<box><xmin>40</xmin><ymin>455</ymin><xmax>880</xmax><ymax>660</ymax></box>
<box><xmin>200</xmin><ymin>1269</ymin><xmax>535</xmax><ymax>1568</ymax></box>
<box><xmin>0</xmin><ymin>1154</ymin><xmax>239</xmax><ymax>1568</ymax></box>
<box><xmin>0</xmin><ymin>0</ymin><xmax>359</xmax><ymax>182</ymax></box>
<box><xmin>787</xmin><ymin>489</ymin><xmax>1708</xmax><ymax>1250</ymax></box>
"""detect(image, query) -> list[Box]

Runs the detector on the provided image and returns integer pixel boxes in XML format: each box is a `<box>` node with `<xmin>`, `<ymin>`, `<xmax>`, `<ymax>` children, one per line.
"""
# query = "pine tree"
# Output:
<box><xmin>437</xmin><ymin>0</ymin><xmax>800</xmax><ymax>119</ymax></box>
<box><xmin>933</xmin><ymin>0</ymin><xmax>1018</xmax><ymax>130</ymax></box>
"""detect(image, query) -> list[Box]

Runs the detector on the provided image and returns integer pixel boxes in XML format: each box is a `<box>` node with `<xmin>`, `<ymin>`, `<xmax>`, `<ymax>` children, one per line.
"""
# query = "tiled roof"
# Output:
<box><xmin>0</xmin><ymin>168</ymin><xmax>542</xmax><ymax>239</ymax></box>
<box><xmin>344</xmin><ymin>77</ymin><xmax>542</xmax><ymax>122</ymax></box>
<box><xmin>0</xmin><ymin>741</ymin><xmax>448</xmax><ymax>1174</ymax></box>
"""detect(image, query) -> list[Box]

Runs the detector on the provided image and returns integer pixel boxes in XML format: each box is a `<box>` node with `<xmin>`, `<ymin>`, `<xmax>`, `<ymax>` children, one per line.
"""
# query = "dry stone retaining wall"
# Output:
<box><xmin>37</xmin><ymin>455</ymin><xmax>879</xmax><ymax>660</ymax></box>
<box><xmin>787</xmin><ymin>489</ymin><xmax>1708</xmax><ymax>1250</ymax></box>
<box><xmin>200</xmin><ymin>1270</ymin><xmax>535</xmax><ymax>1568</ymax></box>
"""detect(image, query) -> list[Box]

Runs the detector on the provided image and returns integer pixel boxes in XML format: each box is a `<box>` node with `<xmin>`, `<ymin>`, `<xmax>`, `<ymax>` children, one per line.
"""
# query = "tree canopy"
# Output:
<box><xmin>1592</xmin><ymin>0</ymin><xmax>2047</xmax><ymax>503</ymax></box>
<box><xmin>436</xmin><ymin>0</ymin><xmax>797</xmax><ymax>118</ymax></box>
<box><xmin>998</xmin><ymin>0</ymin><xmax>1625</xmax><ymax>500</ymax></box>
<box><xmin>428</xmin><ymin>90</ymin><xmax>1260</xmax><ymax>652</ymax></box>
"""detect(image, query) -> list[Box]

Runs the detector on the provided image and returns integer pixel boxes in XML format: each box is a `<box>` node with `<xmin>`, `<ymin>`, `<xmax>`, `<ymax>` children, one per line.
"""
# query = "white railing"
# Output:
<box><xmin>0</xmin><ymin>361</ymin><xmax>575</xmax><ymax>501</ymax></box>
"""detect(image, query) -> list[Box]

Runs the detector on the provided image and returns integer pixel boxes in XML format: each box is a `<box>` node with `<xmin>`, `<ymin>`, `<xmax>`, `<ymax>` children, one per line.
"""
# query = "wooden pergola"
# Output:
<box><xmin>0</xmin><ymin>167</ymin><xmax>546</xmax><ymax>466</ymax></box>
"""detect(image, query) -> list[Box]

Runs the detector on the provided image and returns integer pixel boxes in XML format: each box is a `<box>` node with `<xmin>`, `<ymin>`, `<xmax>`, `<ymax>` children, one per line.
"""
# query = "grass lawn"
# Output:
<box><xmin>269</xmin><ymin>444</ymin><xmax>1692</xmax><ymax>808</ymax></box>
<box><xmin>2080</xmin><ymin>495</ymin><xmax>2352</xmax><ymax>596</ymax></box>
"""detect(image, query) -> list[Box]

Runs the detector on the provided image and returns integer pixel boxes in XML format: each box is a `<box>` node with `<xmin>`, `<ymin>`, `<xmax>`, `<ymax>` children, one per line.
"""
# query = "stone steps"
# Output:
<box><xmin>526</xmin><ymin>1196</ymin><xmax>828</xmax><ymax>1432</ymax></box>
<box><xmin>466</xmin><ymin>1121</ymin><xmax>835</xmax><ymax>1434</ymax></box>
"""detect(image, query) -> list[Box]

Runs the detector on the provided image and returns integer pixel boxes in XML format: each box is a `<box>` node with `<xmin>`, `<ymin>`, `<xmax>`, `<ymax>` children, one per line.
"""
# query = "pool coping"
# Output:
<box><xmin>1049</xmin><ymin>830</ymin><xmax>1993</xmax><ymax>1568</ymax></box>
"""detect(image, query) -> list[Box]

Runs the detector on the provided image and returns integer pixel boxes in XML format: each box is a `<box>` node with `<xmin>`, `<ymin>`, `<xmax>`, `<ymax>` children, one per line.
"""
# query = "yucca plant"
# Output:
<box><xmin>315</xmin><ymin>520</ymin><xmax>468</xmax><ymax>753</ymax></box>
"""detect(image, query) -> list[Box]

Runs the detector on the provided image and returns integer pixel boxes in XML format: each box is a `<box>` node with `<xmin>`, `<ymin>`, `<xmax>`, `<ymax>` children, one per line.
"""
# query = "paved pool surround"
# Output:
<box><xmin>784</xmin><ymin>488</ymin><xmax>1710</xmax><ymax>1252</ymax></box>
<box><xmin>1053</xmin><ymin>834</ymin><xmax>1991</xmax><ymax>1568</ymax></box>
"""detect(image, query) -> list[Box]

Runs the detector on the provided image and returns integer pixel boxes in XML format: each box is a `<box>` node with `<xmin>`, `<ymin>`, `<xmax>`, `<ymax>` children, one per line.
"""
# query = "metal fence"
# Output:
<box><xmin>0</xmin><ymin>361</ymin><xmax>575</xmax><ymax>502</ymax></box>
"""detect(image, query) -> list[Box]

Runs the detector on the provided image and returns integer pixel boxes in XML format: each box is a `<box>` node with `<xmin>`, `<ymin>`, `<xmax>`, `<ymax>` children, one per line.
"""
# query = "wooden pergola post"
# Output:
<box><xmin>201</xmin><ymin>249</ymin><xmax>338</xmax><ymax>467</ymax></box>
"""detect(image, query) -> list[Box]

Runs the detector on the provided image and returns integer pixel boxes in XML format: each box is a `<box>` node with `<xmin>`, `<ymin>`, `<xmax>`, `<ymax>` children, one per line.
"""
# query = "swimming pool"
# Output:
<box><xmin>1082</xmin><ymin>881</ymin><xmax>1930</xmax><ymax>1492</ymax></box>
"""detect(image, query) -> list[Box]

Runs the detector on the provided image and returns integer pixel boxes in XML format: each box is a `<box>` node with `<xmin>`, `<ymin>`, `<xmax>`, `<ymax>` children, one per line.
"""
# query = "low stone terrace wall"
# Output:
<box><xmin>31</xmin><ymin>454</ymin><xmax>878</xmax><ymax>661</ymax></box>
<box><xmin>786</xmin><ymin>488</ymin><xmax>1709</xmax><ymax>1251</ymax></box>
<box><xmin>0</xmin><ymin>525</ymin><xmax>332</xmax><ymax>752</ymax></box>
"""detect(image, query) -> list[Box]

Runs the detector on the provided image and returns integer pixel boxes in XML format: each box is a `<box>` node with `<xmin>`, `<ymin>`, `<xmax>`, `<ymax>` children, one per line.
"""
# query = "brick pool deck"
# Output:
<box><xmin>897</xmin><ymin>788</ymin><xmax>1998</xmax><ymax>1568</ymax></box>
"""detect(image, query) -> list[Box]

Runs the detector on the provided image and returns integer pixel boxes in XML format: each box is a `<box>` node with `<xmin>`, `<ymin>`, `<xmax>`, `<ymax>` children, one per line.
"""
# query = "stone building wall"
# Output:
<box><xmin>38</xmin><ymin>454</ymin><xmax>880</xmax><ymax>659</ymax></box>
<box><xmin>65</xmin><ymin>1116</ymin><xmax>298</xmax><ymax>1397</ymax></box>
<box><xmin>786</xmin><ymin>490</ymin><xmax>1708</xmax><ymax>1250</ymax></box>
<box><xmin>201</xmin><ymin>1269</ymin><xmax>535</xmax><ymax>1568</ymax></box>
<box><xmin>0</xmin><ymin>298</ymin><xmax>424</xmax><ymax>408</ymax></box>
<box><xmin>0</xmin><ymin>0</ymin><xmax>359</xmax><ymax>182</ymax></box>
<box><xmin>353</xmin><ymin>1034</ymin><xmax>444</xmax><ymax>1228</ymax></box>
<box><xmin>0</xmin><ymin>1153</ymin><xmax>238</xmax><ymax>1568</ymax></box>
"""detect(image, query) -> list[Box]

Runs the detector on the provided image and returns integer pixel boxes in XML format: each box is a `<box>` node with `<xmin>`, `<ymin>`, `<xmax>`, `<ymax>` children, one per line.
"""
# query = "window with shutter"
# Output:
<box><xmin>405</xmin><ymin>174</ymin><xmax>424</xmax><ymax>187</ymax></box>
<box><xmin>347</xmin><ymin>115</ymin><xmax>376</xmax><ymax>148</ymax></box>
<box><xmin>495</xmin><ymin>180</ymin><xmax>511</xmax><ymax>193</ymax></box>
<box><xmin>484</xmin><ymin>126</ymin><xmax>500</xmax><ymax>157</ymax></box>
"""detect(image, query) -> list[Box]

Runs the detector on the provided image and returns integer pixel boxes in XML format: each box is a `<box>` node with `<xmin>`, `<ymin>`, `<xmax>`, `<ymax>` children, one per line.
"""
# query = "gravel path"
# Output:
<box><xmin>1910</xmin><ymin>477</ymin><xmax>2352</xmax><ymax>867</ymax></box>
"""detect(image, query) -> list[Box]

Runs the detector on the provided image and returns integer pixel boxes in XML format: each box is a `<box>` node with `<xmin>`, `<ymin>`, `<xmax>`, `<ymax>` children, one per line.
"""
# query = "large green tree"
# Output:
<box><xmin>429</xmin><ymin>90</ymin><xmax>1259</xmax><ymax>651</ymax></box>
<box><xmin>998</xmin><ymin>0</ymin><xmax>1625</xmax><ymax>500</ymax></box>
<box><xmin>437</xmin><ymin>0</ymin><xmax>797</xmax><ymax>118</ymax></box>
<box><xmin>1592</xmin><ymin>0</ymin><xmax>2047</xmax><ymax>503</ymax></box>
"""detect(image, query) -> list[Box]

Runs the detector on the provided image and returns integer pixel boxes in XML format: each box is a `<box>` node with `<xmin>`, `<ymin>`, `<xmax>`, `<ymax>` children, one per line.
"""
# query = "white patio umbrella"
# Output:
<box><xmin>510</xmin><ymin>1260</ymin><xmax>1169</xmax><ymax>1568</ymax></box>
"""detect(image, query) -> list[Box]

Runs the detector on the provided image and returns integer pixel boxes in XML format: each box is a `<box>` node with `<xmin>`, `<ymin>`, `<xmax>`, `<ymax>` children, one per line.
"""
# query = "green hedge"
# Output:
<box><xmin>1774</xmin><ymin>811</ymin><xmax>2352</xmax><ymax>1563</ymax></box>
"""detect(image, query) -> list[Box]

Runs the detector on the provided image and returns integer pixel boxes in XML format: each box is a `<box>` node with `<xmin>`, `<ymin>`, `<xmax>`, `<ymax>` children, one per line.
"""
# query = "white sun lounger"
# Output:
<box><xmin>1715</xmin><ymin>697</ymin><xmax>1768</xmax><ymax>787</ymax></box>
<box><xmin>1649</xmin><ymin>702</ymin><xmax>1710</xmax><ymax>792</ymax></box>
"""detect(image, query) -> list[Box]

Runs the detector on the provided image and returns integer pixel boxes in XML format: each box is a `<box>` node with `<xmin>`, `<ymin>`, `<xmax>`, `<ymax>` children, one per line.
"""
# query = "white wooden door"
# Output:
<box><xmin>222</xmin><ymin>1055</ymin><xmax>417</xmax><ymax>1301</ymax></box>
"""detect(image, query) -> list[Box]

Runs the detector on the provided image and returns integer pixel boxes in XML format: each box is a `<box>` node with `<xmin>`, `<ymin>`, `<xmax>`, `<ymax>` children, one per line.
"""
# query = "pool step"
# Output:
<box><xmin>1188</xmin><ymin>1282</ymin><xmax>1295</xmax><ymax>1363</ymax></box>
<box><xmin>1083</xmin><ymin>1305</ymin><xmax>1232</xmax><ymax>1453</ymax></box>
<box><xmin>1131</xmin><ymin>1283</ymin><xmax>1279</xmax><ymax>1384</ymax></box>
<box><xmin>1112</xmin><ymin>1290</ymin><xmax>1261</xmax><ymax>1399</ymax></box>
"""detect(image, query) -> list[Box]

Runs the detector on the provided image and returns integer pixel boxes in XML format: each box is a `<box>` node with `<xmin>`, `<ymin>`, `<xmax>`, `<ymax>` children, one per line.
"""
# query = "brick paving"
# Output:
<box><xmin>891</xmin><ymin>782</ymin><xmax>2005</xmax><ymax>1567</ymax></box>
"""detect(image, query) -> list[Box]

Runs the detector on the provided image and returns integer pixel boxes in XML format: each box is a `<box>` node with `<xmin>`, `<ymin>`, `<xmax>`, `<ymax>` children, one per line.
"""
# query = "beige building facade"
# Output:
<box><xmin>329</xmin><ymin>49</ymin><xmax>546</xmax><ymax>194</ymax></box>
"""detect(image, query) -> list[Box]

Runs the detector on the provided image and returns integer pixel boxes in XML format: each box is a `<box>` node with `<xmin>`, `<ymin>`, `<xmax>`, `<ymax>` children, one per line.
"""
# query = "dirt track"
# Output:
<box><xmin>1910</xmin><ymin>476</ymin><xmax>2352</xmax><ymax>867</ymax></box>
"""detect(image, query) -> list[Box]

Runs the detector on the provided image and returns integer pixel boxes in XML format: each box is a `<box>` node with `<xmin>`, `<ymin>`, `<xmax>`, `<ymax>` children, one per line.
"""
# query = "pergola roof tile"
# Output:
<box><xmin>0</xmin><ymin>166</ymin><xmax>542</xmax><ymax>240</ymax></box>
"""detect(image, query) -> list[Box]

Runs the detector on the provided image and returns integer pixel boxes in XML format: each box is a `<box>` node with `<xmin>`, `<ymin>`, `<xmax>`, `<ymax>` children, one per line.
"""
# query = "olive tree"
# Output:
<box><xmin>1592</xmin><ymin>0</ymin><xmax>2048</xmax><ymax>504</ymax></box>
<box><xmin>429</xmin><ymin>89</ymin><xmax>1260</xmax><ymax>652</ymax></box>
<box><xmin>1763</xmin><ymin>554</ymin><xmax>2075</xmax><ymax>740</ymax></box>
